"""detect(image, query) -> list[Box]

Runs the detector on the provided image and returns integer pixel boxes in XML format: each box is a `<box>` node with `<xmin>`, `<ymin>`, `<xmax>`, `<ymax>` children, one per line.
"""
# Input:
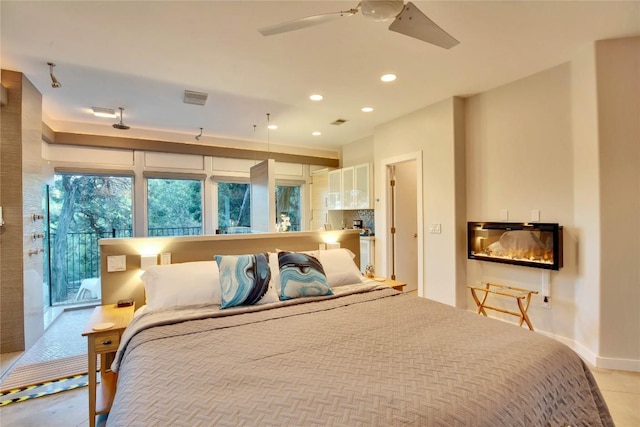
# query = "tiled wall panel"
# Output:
<box><xmin>0</xmin><ymin>70</ymin><xmax>44</xmax><ymax>353</ymax></box>
<box><xmin>0</xmin><ymin>70</ymin><xmax>26</xmax><ymax>352</ymax></box>
<box><xmin>21</xmin><ymin>75</ymin><xmax>44</xmax><ymax>348</ymax></box>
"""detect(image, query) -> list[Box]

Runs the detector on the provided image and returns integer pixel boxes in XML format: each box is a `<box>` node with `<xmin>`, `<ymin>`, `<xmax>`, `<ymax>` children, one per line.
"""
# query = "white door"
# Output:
<box><xmin>250</xmin><ymin>159</ymin><xmax>276</xmax><ymax>232</ymax></box>
<box><xmin>391</xmin><ymin>161</ymin><xmax>418</xmax><ymax>292</ymax></box>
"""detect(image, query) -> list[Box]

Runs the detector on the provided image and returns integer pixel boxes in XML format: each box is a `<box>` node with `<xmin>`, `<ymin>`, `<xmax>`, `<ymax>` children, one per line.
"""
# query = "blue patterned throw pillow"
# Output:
<box><xmin>278</xmin><ymin>251</ymin><xmax>332</xmax><ymax>301</ymax></box>
<box><xmin>215</xmin><ymin>252</ymin><xmax>275</xmax><ymax>308</ymax></box>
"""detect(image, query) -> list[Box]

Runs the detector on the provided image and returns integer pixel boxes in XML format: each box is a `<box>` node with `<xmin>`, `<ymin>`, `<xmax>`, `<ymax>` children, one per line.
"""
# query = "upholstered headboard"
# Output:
<box><xmin>99</xmin><ymin>230</ymin><xmax>361</xmax><ymax>308</ymax></box>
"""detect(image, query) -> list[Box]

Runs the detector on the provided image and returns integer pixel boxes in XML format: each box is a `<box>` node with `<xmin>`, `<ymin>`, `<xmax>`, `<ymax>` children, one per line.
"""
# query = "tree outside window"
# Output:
<box><xmin>276</xmin><ymin>185</ymin><xmax>301</xmax><ymax>232</ymax></box>
<box><xmin>147</xmin><ymin>178</ymin><xmax>203</xmax><ymax>236</ymax></box>
<box><xmin>48</xmin><ymin>174</ymin><xmax>133</xmax><ymax>305</ymax></box>
<box><xmin>217</xmin><ymin>182</ymin><xmax>251</xmax><ymax>233</ymax></box>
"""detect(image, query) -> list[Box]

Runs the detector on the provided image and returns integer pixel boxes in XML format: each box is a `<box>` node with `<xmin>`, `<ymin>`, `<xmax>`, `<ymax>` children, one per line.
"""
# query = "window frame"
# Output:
<box><xmin>144</xmin><ymin>172</ymin><xmax>206</xmax><ymax>237</ymax></box>
<box><xmin>275</xmin><ymin>179</ymin><xmax>306</xmax><ymax>232</ymax></box>
<box><xmin>213</xmin><ymin>178</ymin><xmax>252</xmax><ymax>234</ymax></box>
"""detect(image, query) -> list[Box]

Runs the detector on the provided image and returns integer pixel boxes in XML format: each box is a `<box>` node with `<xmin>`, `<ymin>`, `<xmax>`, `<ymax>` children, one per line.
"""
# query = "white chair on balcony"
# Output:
<box><xmin>75</xmin><ymin>277</ymin><xmax>101</xmax><ymax>301</ymax></box>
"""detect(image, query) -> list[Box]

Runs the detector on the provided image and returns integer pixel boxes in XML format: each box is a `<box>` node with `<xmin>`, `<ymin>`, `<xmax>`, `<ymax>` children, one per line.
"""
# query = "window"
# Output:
<box><xmin>276</xmin><ymin>184</ymin><xmax>301</xmax><ymax>232</ymax></box>
<box><xmin>147</xmin><ymin>178</ymin><xmax>203</xmax><ymax>236</ymax></box>
<box><xmin>47</xmin><ymin>173</ymin><xmax>133</xmax><ymax>305</ymax></box>
<box><xmin>217</xmin><ymin>182</ymin><xmax>251</xmax><ymax>234</ymax></box>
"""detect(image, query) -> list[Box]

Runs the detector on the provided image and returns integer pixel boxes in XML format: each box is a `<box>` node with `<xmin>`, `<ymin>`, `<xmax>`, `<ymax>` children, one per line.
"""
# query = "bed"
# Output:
<box><xmin>106</xmin><ymin>249</ymin><xmax>613</xmax><ymax>426</ymax></box>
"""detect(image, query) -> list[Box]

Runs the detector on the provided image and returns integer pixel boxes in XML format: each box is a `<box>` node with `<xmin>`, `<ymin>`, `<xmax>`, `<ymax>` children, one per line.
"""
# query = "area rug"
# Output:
<box><xmin>0</xmin><ymin>354</ymin><xmax>93</xmax><ymax>392</ymax></box>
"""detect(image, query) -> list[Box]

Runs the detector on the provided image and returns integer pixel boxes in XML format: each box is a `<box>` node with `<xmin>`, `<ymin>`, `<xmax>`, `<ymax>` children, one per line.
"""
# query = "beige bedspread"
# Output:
<box><xmin>107</xmin><ymin>286</ymin><xmax>613</xmax><ymax>427</ymax></box>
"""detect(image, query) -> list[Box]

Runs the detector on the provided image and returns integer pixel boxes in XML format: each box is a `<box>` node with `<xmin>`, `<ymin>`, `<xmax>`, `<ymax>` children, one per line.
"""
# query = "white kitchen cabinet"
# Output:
<box><xmin>341</xmin><ymin>166</ymin><xmax>355</xmax><ymax>209</ymax></box>
<box><xmin>327</xmin><ymin>169</ymin><xmax>342</xmax><ymax>210</ymax></box>
<box><xmin>328</xmin><ymin>163</ymin><xmax>372</xmax><ymax>210</ymax></box>
<box><xmin>354</xmin><ymin>163</ymin><xmax>371</xmax><ymax>209</ymax></box>
<box><xmin>340</xmin><ymin>163</ymin><xmax>371</xmax><ymax>209</ymax></box>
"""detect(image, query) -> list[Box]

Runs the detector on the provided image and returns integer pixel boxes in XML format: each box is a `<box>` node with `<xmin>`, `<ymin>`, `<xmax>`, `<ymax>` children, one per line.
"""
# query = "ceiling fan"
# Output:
<box><xmin>259</xmin><ymin>0</ymin><xmax>458</xmax><ymax>49</ymax></box>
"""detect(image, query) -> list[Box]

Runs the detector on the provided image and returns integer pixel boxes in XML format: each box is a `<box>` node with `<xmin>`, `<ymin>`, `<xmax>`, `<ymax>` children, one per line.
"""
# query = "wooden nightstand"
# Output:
<box><xmin>376</xmin><ymin>278</ymin><xmax>406</xmax><ymax>291</ymax></box>
<box><xmin>82</xmin><ymin>304</ymin><xmax>134</xmax><ymax>427</ymax></box>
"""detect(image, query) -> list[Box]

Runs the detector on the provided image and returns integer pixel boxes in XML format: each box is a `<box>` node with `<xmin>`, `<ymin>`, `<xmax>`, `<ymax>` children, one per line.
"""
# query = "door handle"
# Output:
<box><xmin>414</xmin><ymin>233</ymin><xmax>417</xmax><ymax>238</ymax></box>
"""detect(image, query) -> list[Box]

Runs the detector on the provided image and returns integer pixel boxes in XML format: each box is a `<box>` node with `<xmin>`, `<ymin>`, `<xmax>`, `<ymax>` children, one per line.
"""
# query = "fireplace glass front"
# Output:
<box><xmin>467</xmin><ymin>222</ymin><xmax>563</xmax><ymax>270</ymax></box>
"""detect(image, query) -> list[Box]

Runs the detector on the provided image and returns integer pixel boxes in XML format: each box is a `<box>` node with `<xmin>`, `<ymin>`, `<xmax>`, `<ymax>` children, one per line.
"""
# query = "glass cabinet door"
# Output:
<box><xmin>341</xmin><ymin>166</ymin><xmax>355</xmax><ymax>209</ymax></box>
<box><xmin>327</xmin><ymin>170</ymin><xmax>342</xmax><ymax>209</ymax></box>
<box><xmin>355</xmin><ymin>163</ymin><xmax>370</xmax><ymax>209</ymax></box>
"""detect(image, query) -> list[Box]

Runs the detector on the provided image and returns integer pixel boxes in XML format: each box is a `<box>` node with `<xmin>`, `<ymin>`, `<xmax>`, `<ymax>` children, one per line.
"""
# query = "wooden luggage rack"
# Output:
<box><xmin>467</xmin><ymin>282</ymin><xmax>539</xmax><ymax>331</ymax></box>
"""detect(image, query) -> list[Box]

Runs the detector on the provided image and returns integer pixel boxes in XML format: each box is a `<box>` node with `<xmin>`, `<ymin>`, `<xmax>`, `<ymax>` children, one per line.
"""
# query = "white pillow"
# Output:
<box><xmin>140</xmin><ymin>261</ymin><xmax>220</xmax><ymax>310</ymax></box>
<box><xmin>269</xmin><ymin>252</ymin><xmax>282</xmax><ymax>296</ymax></box>
<box><xmin>317</xmin><ymin>248</ymin><xmax>364</xmax><ymax>287</ymax></box>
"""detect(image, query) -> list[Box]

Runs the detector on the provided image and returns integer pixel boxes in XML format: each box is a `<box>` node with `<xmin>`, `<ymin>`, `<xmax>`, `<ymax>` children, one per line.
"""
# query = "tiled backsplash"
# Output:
<box><xmin>343</xmin><ymin>209</ymin><xmax>375</xmax><ymax>234</ymax></box>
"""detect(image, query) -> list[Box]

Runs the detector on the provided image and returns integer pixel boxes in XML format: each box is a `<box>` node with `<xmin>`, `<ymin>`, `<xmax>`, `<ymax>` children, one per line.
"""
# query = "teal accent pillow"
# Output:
<box><xmin>278</xmin><ymin>251</ymin><xmax>332</xmax><ymax>301</ymax></box>
<box><xmin>215</xmin><ymin>252</ymin><xmax>276</xmax><ymax>308</ymax></box>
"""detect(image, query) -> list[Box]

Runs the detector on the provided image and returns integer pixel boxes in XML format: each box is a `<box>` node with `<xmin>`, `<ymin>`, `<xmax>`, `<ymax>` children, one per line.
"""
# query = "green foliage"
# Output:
<box><xmin>49</xmin><ymin>174</ymin><xmax>133</xmax><ymax>304</ymax></box>
<box><xmin>276</xmin><ymin>185</ymin><xmax>300</xmax><ymax>231</ymax></box>
<box><xmin>147</xmin><ymin>179</ymin><xmax>203</xmax><ymax>231</ymax></box>
<box><xmin>47</xmin><ymin>175</ymin><xmax>302</xmax><ymax>304</ymax></box>
<box><xmin>49</xmin><ymin>175</ymin><xmax>133</xmax><ymax>235</ymax></box>
<box><xmin>217</xmin><ymin>183</ymin><xmax>251</xmax><ymax>230</ymax></box>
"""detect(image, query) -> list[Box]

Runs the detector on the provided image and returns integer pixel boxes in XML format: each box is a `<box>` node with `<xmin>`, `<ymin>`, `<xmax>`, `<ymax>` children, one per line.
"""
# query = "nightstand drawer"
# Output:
<box><xmin>93</xmin><ymin>332</ymin><xmax>120</xmax><ymax>353</ymax></box>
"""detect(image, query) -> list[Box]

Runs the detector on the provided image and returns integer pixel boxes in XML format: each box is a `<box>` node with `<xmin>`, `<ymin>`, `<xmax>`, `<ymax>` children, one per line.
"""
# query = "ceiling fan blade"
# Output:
<box><xmin>388</xmin><ymin>2</ymin><xmax>459</xmax><ymax>49</ymax></box>
<box><xmin>259</xmin><ymin>9</ymin><xmax>358</xmax><ymax>36</ymax></box>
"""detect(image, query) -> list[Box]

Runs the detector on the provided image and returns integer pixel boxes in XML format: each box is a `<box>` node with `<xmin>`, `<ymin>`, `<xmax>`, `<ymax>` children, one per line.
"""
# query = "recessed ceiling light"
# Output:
<box><xmin>310</xmin><ymin>94</ymin><xmax>324</xmax><ymax>101</ymax></box>
<box><xmin>91</xmin><ymin>107</ymin><xmax>117</xmax><ymax>118</ymax></box>
<box><xmin>361</xmin><ymin>107</ymin><xmax>374</xmax><ymax>113</ymax></box>
<box><xmin>312</xmin><ymin>131</ymin><xmax>322</xmax><ymax>136</ymax></box>
<box><xmin>267</xmin><ymin>124</ymin><xmax>278</xmax><ymax>130</ymax></box>
<box><xmin>380</xmin><ymin>73</ymin><xmax>397</xmax><ymax>82</ymax></box>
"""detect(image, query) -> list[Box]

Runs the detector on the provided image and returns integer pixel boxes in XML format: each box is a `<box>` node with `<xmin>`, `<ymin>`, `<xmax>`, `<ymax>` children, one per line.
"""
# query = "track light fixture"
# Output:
<box><xmin>47</xmin><ymin>62</ymin><xmax>61</xmax><ymax>88</ymax></box>
<box><xmin>112</xmin><ymin>107</ymin><xmax>130</xmax><ymax>130</ymax></box>
<box><xmin>195</xmin><ymin>127</ymin><xmax>203</xmax><ymax>141</ymax></box>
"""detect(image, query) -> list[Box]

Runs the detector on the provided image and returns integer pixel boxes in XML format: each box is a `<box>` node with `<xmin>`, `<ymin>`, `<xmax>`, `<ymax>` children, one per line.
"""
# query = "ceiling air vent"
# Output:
<box><xmin>330</xmin><ymin>118</ymin><xmax>348</xmax><ymax>126</ymax></box>
<box><xmin>183</xmin><ymin>90</ymin><xmax>208</xmax><ymax>106</ymax></box>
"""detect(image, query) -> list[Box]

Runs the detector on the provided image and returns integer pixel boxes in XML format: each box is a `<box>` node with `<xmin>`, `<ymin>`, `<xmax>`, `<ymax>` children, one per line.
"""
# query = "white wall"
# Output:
<box><xmin>595</xmin><ymin>37</ymin><xmax>640</xmax><ymax>365</ymax></box>
<box><xmin>373</xmin><ymin>98</ymin><xmax>466</xmax><ymax>306</ymax></box>
<box><xmin>571</xmin><ymin>44</ymin><xmax>602</xmax><ymax>360</ymax></box>
<box><xmin>466</xmin><ymin>40</ymin><xmax>640</xmax><ymax>369</ymax></box>
<box><xmin>342</xmin><ymin>135</ymin><xmax>374</xmax><ymax>168</ymax></box>
<box><xmin>465</xmin><ymin>62</ymin><xmax>577</xmax><ymax>341</ymax></box>
<box><xmin>343</xmin><ymin>37</ymin><xmax>640</xmax><ymax>370</ymax></box>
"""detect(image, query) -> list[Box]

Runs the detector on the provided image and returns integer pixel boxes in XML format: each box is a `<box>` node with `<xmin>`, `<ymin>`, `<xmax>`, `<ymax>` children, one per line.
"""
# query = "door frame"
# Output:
<box><xmin>379</xmin><ymin>151</ymin><xmax>424</xmax><ymax>296</ymax></box>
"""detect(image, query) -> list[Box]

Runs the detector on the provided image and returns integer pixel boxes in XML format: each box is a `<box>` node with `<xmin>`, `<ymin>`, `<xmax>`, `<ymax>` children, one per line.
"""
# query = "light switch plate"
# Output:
<box><xmin>428</xmin><ymin>224</ymin><xmax>441</xmax><ymax>234</ymax></box>
<box><xmin>107</xmin><ymin>255</ymin><xmax>126</xmax><ymax>272</ymax></box>
<box><xmin>500</xmin><ymin>209</ymin><xmax>509</xmax><ymax>221</ymax></box>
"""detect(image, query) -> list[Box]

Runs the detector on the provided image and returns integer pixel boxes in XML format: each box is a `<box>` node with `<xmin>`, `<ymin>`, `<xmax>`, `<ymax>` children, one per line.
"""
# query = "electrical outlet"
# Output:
<box><xmin>542</xmin><ymin>296</ymin><xmax>551</xmax><ymax>309</ymax></box>
<box><xmin>428</xmin><ymin>224</ymin><xmax>441</xmax><ymax>234</ymax></box>
<box><xmin>531</xmin><ymin>209</ymin><xmax>540</xmax><ymax>222</ymax></box>
<box><xmin>160</xmin><ymin>253</ymin><xmax>172</xmax><ymax>265</ymax></box>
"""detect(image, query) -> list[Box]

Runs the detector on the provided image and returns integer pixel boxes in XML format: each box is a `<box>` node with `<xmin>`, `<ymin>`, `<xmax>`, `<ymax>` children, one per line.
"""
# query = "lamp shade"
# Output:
<box><xmin>140</xmin><ymin>254</ymin><xmax>158</xmax><ymax>270</ymax></box>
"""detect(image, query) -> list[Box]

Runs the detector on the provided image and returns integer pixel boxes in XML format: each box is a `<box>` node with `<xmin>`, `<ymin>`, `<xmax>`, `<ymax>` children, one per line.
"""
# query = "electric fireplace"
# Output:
<box><xmin>467</xmin><ymin>222</ymin><xmax>563</xmax><ymax>270</ymax></box>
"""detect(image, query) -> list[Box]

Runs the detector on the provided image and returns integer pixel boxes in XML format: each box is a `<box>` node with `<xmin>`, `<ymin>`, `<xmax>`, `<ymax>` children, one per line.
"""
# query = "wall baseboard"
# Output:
<box><xmin>470</xmin><ymin>310</ymin><xmax>640</xmax><ymax>372</ymax></box>
<box><xmin>537</xmin><ymin>330</ymin><xmax>640</xmax><ymax>372</ymax></box>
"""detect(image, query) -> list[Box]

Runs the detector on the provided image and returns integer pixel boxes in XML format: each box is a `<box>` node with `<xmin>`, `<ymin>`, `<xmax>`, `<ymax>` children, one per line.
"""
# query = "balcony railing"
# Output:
<box><xmin>49</xmin><ymin>226</ymin><xmax>201</xmax><ymax>304</ymax></box>
<box><xmin>148</xmin><ymin>226</ymin><xmax>202</xmax><ymax>237</ymax></box>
